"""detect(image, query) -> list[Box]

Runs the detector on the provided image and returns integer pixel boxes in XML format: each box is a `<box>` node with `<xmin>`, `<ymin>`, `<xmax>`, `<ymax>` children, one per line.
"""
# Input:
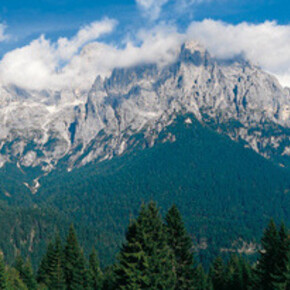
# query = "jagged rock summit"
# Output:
<box><xmin>0</xmin><ymin>41</ymin><xmax>289</xmax><ymax>177</ymax></box>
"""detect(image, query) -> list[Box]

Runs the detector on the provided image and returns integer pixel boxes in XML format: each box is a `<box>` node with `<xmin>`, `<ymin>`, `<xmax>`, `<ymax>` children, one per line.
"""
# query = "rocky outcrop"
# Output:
<box><xmin>0</xmin><ymin>41</ymin><xmax>289</xmax><ymax>172</ymax></box>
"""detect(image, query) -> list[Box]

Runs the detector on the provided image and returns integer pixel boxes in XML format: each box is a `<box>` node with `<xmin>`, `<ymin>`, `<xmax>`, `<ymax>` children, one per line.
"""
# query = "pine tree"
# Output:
<box><xmin>255</xmin><ymin>219</ymin><xmax>281</xmax><ymax>289</ymax></box>
<box><xmin>14</xmin><ymin>255</ymin><xmax>34</xmax><ymax>289</ymax></box>
<box><xmin>37</xmin><ymin>241</ymin><xmax>54</xmax><ymax>285</ymax></box>
<box><xmin>14</xmin><ymin>255</ymin><xmax>25</xmax><ymax>278</ymax></box>
<box><xmin>6</xmin><ymin>267</ymin><xmax>28</xmax><ymax>290</ymax></box>
<box><xmin>64</xmin><ymin>224</ymin><xmax>85</xmax><ymax>290</ymax></box>
<box><xmin>194</xmin><ymin>264</ymin><xmax>208</xmax><ymax>290</ymax></box>
<box><xmin>102</xmin><ymin>266</ymin><xmax>116</xmax><ymax>290</ymax></box>
<box><xmin>209</xmin><ymin>256</ymin><xmax>226</xmax><ymax>290</ymax></box>
<box><xmin>115</xmin><ymin>202</ymin><xmax>176</xmax><ymax>289</ymax></box>
<box><xmin>0</xmin><ymin>253</ymin><xmax>7</xmax><ymax>289</ymax></box>
<box><xmin>22</xmin><ymin>260</ymin><xmax>37</xmax><ymax>290</ymax></box>
<box><xmin>48</xmin><ymin>234</ymin><xmax>66</xmax><ymax>290</ymax></box>
<box><xmin>271</xmin><ymin>223</ymin><xmax>290</xmax><ymax>289</ymax></box>
<box><xmin>165</xmin><ymin>204</ymin><xmax>195</xmax><ymax>289</ymax></box>
<box><xmin>225</xmin><ymin>255</ymin><xmax>252</xmax><ymax>290</ymax></box>
<box><xmin>114</xmin><ymin>220</ymin><xmax>150</xmax><ymax>289</ymax></box>
<box><xmin>89</xmin><ymin>248</ymin><xmax>103</xmax><ymax>289</ymax></box>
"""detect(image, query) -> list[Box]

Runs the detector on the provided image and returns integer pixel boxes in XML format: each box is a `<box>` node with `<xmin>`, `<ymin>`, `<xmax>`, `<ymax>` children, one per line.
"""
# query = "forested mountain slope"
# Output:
<box><xmin>0</xmin><ymin>114</ymin><xmax>286</xmax><ymax>267</ymax></box>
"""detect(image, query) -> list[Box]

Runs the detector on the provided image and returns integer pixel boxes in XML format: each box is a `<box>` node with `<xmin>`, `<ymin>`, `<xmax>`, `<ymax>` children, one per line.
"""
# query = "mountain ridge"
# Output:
<box><xmin>0</xmin><ymin>41</ymin><xmax>289</xmax><ymax>190</ymax></box>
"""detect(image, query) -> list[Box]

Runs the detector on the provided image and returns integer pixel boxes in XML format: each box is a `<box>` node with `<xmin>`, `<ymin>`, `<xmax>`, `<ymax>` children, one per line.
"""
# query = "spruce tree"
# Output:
<box><xmin>89</xmin><ymin>248</ymin><xmax>103</xmax><ymax>289</ymax></box>
<box><xmin>115</xmin><ymin>202</ymin><xmax>176</xmax><ymax>289</ymax></box>
<box><xmin>271</xmin><ymin>223</ymin><xmax>290</xmax><ymax>289</ymax></box>
<box><xmin>209</xmin><ymin>256</ymin><xmax>226</xmax><ymax>290</ymax></box>
<box><xmin>64</xmin><ymin>224</ymin><xmax>85</xmax><ymax>290</ymax></box>
<box><xmin>14</xmin><ymin>255</ymin><xmax>35</xmax><ymax>289</ymax></box>
<box><xmin>22</xmin><ymin>260</ymin><xmax>37</xmax><ymax>290</ymax></box>
<box><xmin>14</xmin><ymin>255</ymin><xmax>25</xmax><ymax>278</ymax></box>
<box><xmin>48</xmin><ymin>234</ymin><xmax>66</xmax><ymax>290</ymax></box>
<box><xmin>6</xmin><ymin>267</ymin><xmax>28</xmax><ymax>290</ymax></box>
<box><xmin>194</xmin><ymin>264</ymin><xmax>208</xmax><ymax>290</ymax></box>
<box><xmin>37</xmin><ymin>241</ymin><xmax>54</xmax><ymax>285</ymax></box>
<box><xmin>0</xmin><ymin>253</ymin><xmax>7</xmax><ymax>289</ymax></box>
<box><xmin>255</xmin><ymin>219</ymin><xmax>281</xmax><ymax>290</ymax></box>
<box><xmin>165</xmin><ymin>204</ymin><xmax>195</xmax><ymax>289</ymax></box>
<box><xmin>114</xmin><ymin>220</ymin><xmax>150</xmax><ymax>289</ymax></box>
<box><xmin>225</xmin><ymin>255</ymin><xmax>252</xmax><ymax>290</ymax></box>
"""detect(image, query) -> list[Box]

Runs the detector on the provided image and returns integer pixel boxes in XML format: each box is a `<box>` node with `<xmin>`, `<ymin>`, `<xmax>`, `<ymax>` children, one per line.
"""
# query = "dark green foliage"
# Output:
<box><xmin>6</xmin><ymin>267</ymin><xmax>28</xmax><ymax>289</ymax></box>
<box><xmin>36</xmin><ymin>241</ymin><xmax>54</xmax><ymax>285</ymax></box>
<box><xmin>225</xmin><ymin>255</ymin><xmax>252</xmax><ymax>290</ymax></box>
<box><xmin>64</xmin><ymin>224</ymin><xmax>86</xmax><ymax>290</ymax></box>
<box><xmin>0</xmin><ymin>253</ymin><xmax>7</xmax><ymax>289</ymax></box>
<box><xmin>194</xmin><ymin>264</ymin><xmax>208</xmax><ymax>290</ymax></box>
<box><xmin>89</xmin><ymin>248</ymin><xmax>103</xmax><ymax>289</ymax></box>
<box><xmin>114</xmin><ymin>202</ymin><xmax>176</xmax><ymax>289</ymax></box>
<box><xmin>22</xmin><ymin>260</ymin><xmax>37</xmax><ymax>290</ymax></box>
<box><xmin>255</xmin><ymin>220</ymin><xmax>282</xmax><ymax>289</ymax></box>
<box><xmin>102</xmin><ymin>266</ymin><xmax>116</xmax><ymax>290</ymax></box>
<box><xmin>47</xmin><ymin>235</ymin><xmax>66</xmax><ymax>289</ymax></box>
<box><xmin>267</xmin><ymin>223</ymin><xmax>290</xmax><ymax>289</ymax></box>
<box><xmin>35</xmin><ymin>114</ymin><xmax>290</xmax><ymax>268</ymax></box>
<box><xmin>0</xmin><ymin>205</ymin><xmax>290</xmax><ymax>289</ymax></box>
<box><xmin>0</xmin><ymin>115</ymin><xmax>289</xmax><ymax>269</ymax></box>
<box><xmin>165</xmin><ymin>204</ymin><xmax>196</xmax><ymax>289</ymax></box>
<box><xmin>209</xmin><ymin>257</ymin><xmax>226</xmax><ymax>290</ymax></box>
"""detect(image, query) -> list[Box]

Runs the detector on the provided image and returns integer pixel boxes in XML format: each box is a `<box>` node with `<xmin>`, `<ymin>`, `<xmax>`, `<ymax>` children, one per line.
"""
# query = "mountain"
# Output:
<box><xmin>0</xmin><ymin>41</ymin><xmax>289</xmax><ymax>267</ymax></box>
<box><xmin>0</xmin><ymin>41</ymin><xmax>289</xmax><ymax>189</ymax></box>
<box><xmin>0</xmin><ymin>114</ymin><xmax>289</xmax><ymax>268</ymax></box>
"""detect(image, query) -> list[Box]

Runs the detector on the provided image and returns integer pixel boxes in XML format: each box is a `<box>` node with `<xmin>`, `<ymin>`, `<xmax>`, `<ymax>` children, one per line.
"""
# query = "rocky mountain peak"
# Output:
<box><xmin>0</xmin><ymin>41</ymin><xmax>289</xmax><ymax>184</ymax></box>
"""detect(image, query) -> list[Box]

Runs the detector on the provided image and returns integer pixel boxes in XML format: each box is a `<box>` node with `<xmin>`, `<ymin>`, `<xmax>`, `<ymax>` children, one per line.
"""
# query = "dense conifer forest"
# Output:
<box><xmin>0</xmin><ymin>202</ymin><xmax>289</xmax><ymax>289</ymax></box>
<box><xmin>0</xmin><ymin>116</ymin><xmax>289</xmax><ymax>270</ymax></box>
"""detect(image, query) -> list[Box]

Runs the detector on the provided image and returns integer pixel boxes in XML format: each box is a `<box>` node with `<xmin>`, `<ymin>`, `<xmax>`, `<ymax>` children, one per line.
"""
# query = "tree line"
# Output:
<box><xmin>0</xmin><ymin>201</ymin><xmax>289</xmax><ymax>289</ymax></box>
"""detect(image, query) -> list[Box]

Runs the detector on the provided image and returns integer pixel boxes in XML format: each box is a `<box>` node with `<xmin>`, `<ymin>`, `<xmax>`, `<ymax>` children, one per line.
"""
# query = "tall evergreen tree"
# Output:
<box><xmin>115</xmin><ymin>220</ymin><xmax>150</xmax><ymax>289</ymax></box>
<box><xmin>14</xmin><ymin>255</ymin><xmax>35</xmax><ymax>289</ymax></box>
<box><xmin>64</xmin><ymin>224</ymin><xmax>86</xmax><ymax>290</ymax></box>
<box><xmin>6</xmin><ymin>267</ymin><xmax>28</xmax><ymax>290</ymax></box>
<box><xmin>14</xmin><ymin>255</ymin><xmax>25</xmax><ymax>278</ymax></box>
<box><xmin>225</xmin><ymin>255</ymin><xmax>252</xmax><ymax>290</ymax></box>
<box><xmin>22</xmin><ymin>260</ymin><xmax>37</xmax><ymax>290</ymax></box>
<box><xmin>165</xmin><ymin>204</ymin><xmax>195</xmax><ymax>289</ymax></box>
<box><xmin>194</xmin><ymin>264</ymin><xmax>208</xmax><ymax>290</ymax></box>
<box><xmin>89</xmin><ymin>248</ymin><xmax>103</xmax><ymax>290</ymax></box>
<box><xmin>255</xmin><ymin>219</ymin><xmax>281</xmax><ymax>290</ymax></box>
<box><xmin>0</xmin><ymin>253</ymin><xmax>7</xmax><ymax>289</ymax></box>
<box><xmin>270</xmin><ymin>223</ymin><xmax>290</xmax><ymax>289</ymax></box>
<box><xmin>209</xmin><ymin>256</ymin><xmax>226</xmax><ymax>290</ymax></box>
<box><xmin>37</xmin><ymin>241</ymin><xmax>54</xmax><ymax>285</ymax></box>
<box><xmin>48</xmin><ymin>234</ymin><xmax>66</xmax><ymax>290</ymax></box>
<box><xmin>115</xmin><ymin>202</ymin><xmax>176</xmax><ymax>289</ymax></box>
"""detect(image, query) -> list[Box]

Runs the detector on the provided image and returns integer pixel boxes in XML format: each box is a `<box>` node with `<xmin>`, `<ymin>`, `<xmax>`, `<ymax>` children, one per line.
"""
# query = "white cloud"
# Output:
<box><xmin>0</xmin><ymin>24</ymin><xmax>9</xmax><ymax>42</ymax></box>
<box><xmin>1</xmin><ymin>18</ymin><xmax>290</xmax><ymax>91</ymax></box>
<box><xmin>0</xmin><ymin>18</ymin><xmax>117</xmax><ymax>90</ymax></box>
<box><xmin>186</xmin><ymin>19</ymin><xmax>290</xmax><ymax>87</ymax></box>
<box><xmin>136</xmin><ymin>0</ymin><xmax>169</xmax><ymax>20</ymax></box>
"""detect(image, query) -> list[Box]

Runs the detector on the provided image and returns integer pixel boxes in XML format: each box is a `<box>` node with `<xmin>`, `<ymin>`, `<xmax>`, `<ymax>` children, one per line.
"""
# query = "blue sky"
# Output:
<box><xmin>0</xmin><ymin>0</ymin><xmax>290</xmax><ymax>90</ymax></box>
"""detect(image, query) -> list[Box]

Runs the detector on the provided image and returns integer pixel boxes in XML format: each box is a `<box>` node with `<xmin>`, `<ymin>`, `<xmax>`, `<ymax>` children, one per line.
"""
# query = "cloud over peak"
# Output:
<box><xmin>1</xmin><ymin>17</ymin><xmax>290</xmax><ymax>91</ymax></box>
<box><xmin>187</xmin><ymin>19</ymin><xmax>290</xmax><ymax>87</ymax></box>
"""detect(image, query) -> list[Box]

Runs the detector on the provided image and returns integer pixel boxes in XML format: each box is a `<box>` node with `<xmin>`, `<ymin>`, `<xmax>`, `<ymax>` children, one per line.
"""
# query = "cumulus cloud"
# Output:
<box><xmin>0</xmin><ymin>18</ymin><xmax>117</xmax><ymax>90</ymax></box>
<box><xmin>0</xmin><ymin>20</ymin><xmax>182</xmax><ymax>91</ymax></box>
<box><xmin>1</xmin><ymin>17</ymin><xmax>290</xmax><ymax>91</ymax></box>
<box><xmin>186</xmin><ymin>19</ymin><xmax>290</xmax><ymax>87</ymax></box>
